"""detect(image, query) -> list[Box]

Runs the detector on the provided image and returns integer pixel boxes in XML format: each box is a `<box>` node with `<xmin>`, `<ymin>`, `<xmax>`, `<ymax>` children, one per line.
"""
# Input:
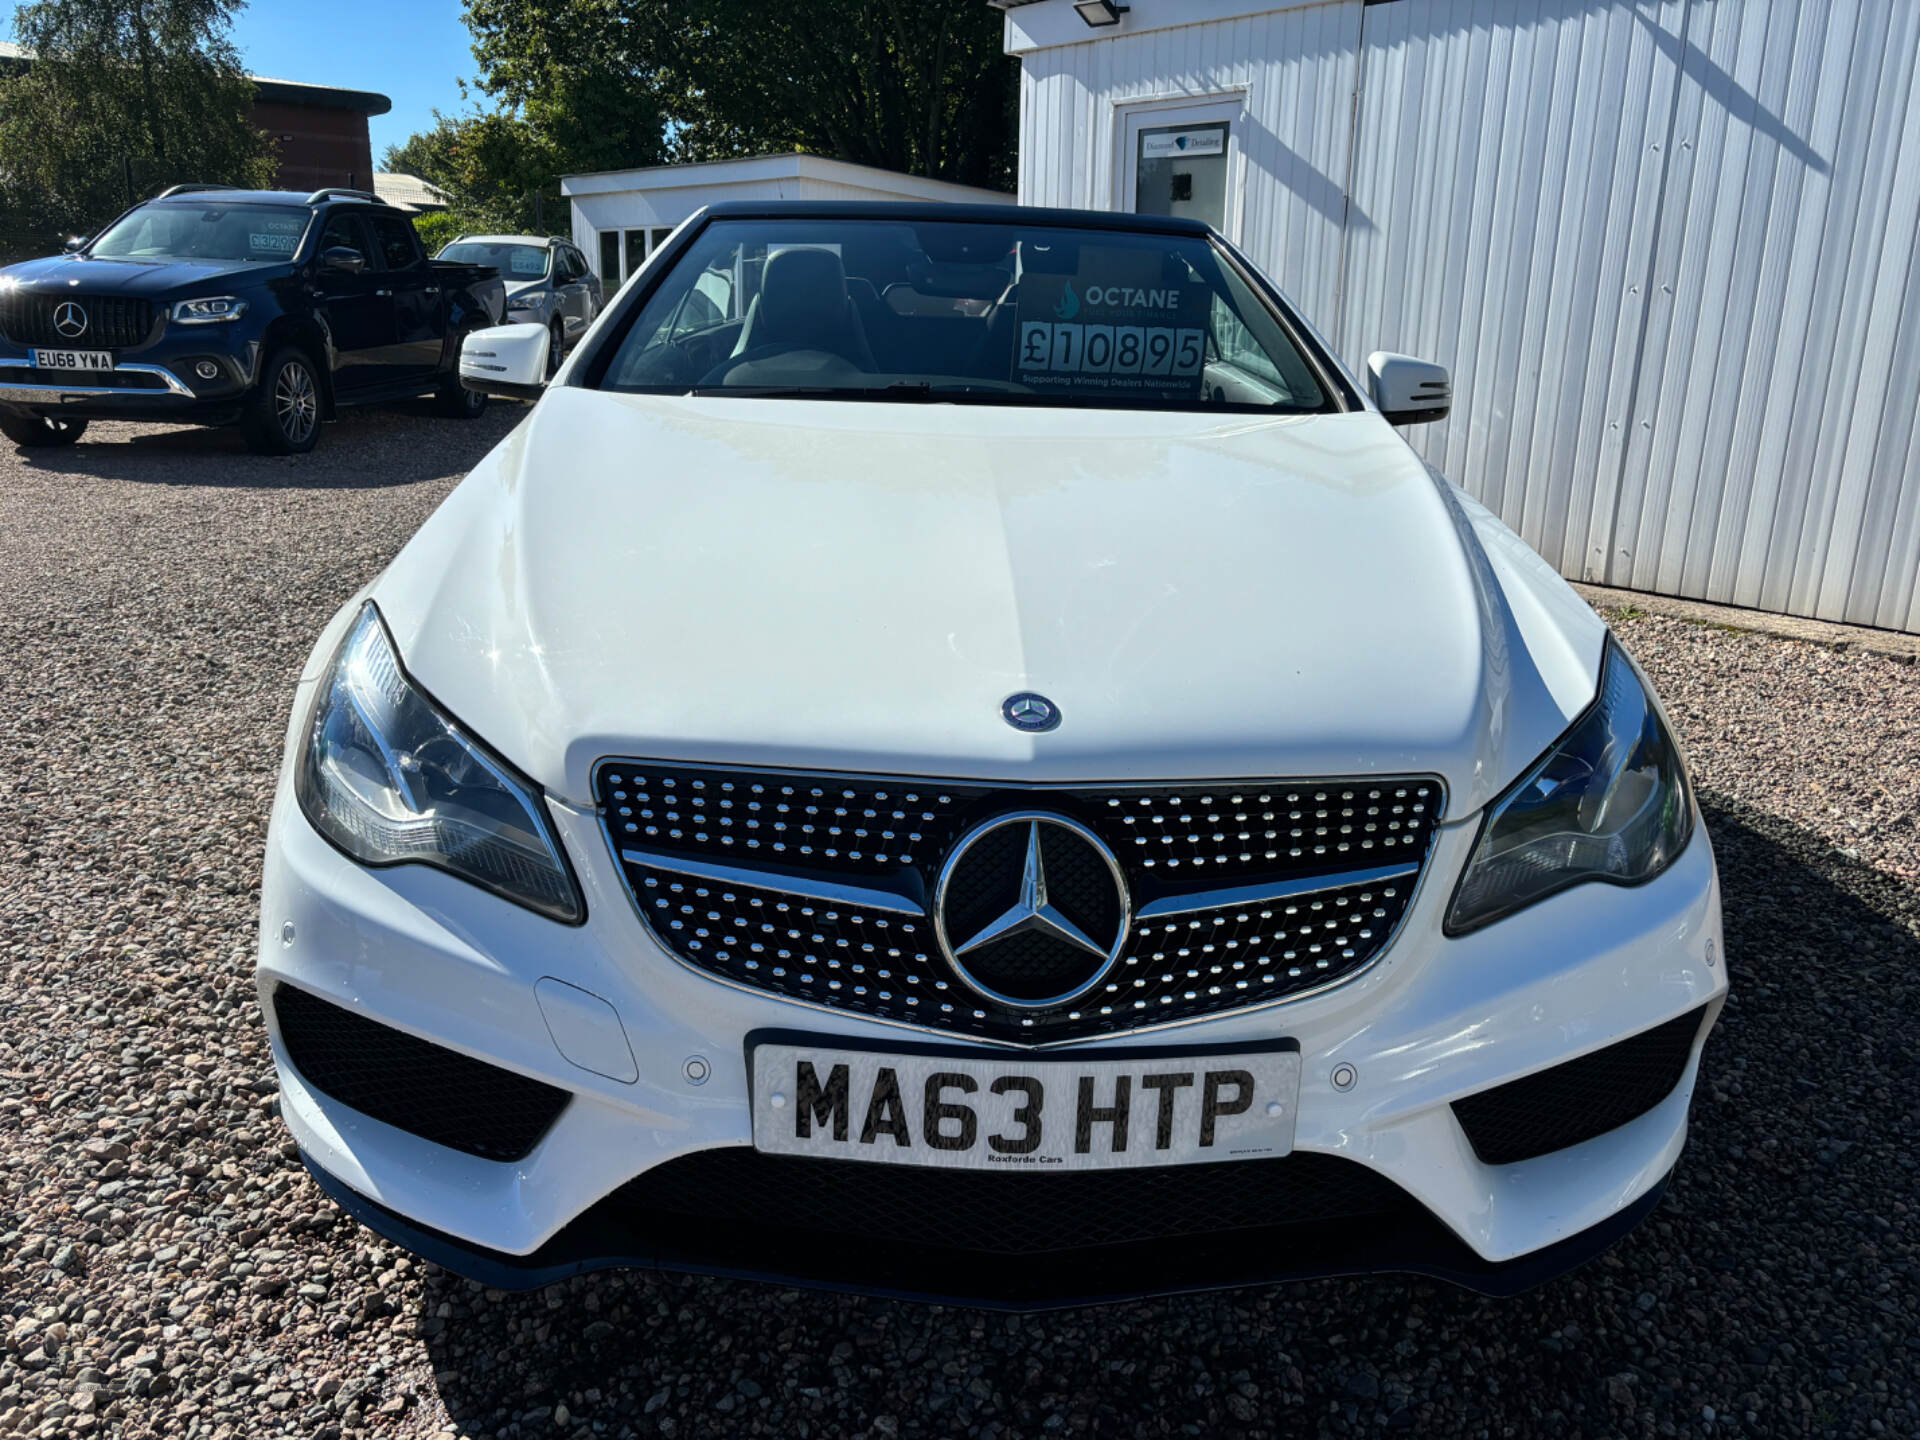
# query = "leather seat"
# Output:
<box><xmin>721</xmin><ymin>248</ymin><xmax>876</xmax><ymax>377</ymax></box>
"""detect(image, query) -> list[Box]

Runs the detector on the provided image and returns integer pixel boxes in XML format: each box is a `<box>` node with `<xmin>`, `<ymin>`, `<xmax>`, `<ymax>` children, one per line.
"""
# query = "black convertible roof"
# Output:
<box><xmin>698</xmin><ymin>199</ymin><xmax>1216</xmax><ymax>237</ymax></box>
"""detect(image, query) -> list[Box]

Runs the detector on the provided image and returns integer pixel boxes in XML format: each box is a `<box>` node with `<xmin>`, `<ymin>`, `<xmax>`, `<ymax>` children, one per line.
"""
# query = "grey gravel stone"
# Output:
<box><xmin>0</xmin><ymin>415</ymin><xmax>1915</xmax><ymax>1437</ymax></box>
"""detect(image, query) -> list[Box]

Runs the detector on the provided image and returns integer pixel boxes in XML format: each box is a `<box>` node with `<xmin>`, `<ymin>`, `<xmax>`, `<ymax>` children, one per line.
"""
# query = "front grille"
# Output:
<box><xmin>599</xmin><ymin>762</ymin><xmax>1442</xmax><ymax>1044</ymax></box>
<box><xmin>1453</xmin><ymin>1006</ymin><xmax>1708</xmax><ymax>1165</ymax></box>
<box><xmin>613</xmin><ymin>1146</ymin><xmax>1419</xmax><ymax>1256</ymax></box>
<box><xmin>0</xmin><ymin>292</ymin><xmax>156</xmax><ymax>349</ymax></box>
<box><xmin>273</xmin><ymin>984</ymin><xmax>570</xmax><ymax>1162</ymax></box>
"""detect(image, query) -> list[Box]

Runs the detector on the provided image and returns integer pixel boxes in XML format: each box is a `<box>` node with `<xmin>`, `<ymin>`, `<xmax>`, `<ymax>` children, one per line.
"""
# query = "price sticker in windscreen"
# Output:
<box><xmin>1017</xmin><ymin>272</ymin><xmax>1208</xmax><ymax>400</ymax></box>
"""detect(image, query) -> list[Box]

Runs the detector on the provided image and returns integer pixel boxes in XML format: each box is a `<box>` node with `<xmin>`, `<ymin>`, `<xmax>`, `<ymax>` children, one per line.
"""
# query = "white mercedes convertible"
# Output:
<box><xmin>256</xmin><ymin>201</ymin><xmax>1722</xmax><ymax>1306</ymax></box>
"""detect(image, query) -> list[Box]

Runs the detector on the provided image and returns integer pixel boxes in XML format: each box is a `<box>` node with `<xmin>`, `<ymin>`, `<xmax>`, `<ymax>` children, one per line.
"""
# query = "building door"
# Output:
<box><xmin>1119</xmin><ymin>97</ymin><xmax>1244</xmax><ymax>241</ymax></box>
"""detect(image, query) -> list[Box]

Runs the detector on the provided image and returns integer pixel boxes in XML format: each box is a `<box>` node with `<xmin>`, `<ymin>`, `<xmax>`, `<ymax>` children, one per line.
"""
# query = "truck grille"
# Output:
<box><xmin>0</xmin><ymin>293</ymin><xmax>156</xmax><ymax>349</ymax></box>
<box><xmin>598</xmin><ymin>762</ymin><xmax>1442</xmax><ymax>1044</ymax></box>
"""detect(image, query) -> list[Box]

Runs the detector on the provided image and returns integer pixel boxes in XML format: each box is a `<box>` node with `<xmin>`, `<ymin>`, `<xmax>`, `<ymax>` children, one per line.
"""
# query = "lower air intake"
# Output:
<box><xmin>1452</xmin><ymin>1006</ymin><xmax>1708</xmax><ymax>1166</ymax></box>
<box><xmin>611</xmin><ymin>1146</ymin><xmax>1419</xmax><ymax>1256</ymax></box>
<box><xmin>273</xmin><ymin>984</ymin><xmax>570</xmax><ymax>1162</ymax></box>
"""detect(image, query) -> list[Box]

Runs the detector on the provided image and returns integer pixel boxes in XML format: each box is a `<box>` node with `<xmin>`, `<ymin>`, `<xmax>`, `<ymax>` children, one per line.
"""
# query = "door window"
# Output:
<box><xmin>366</xmin><ymin>213</ymin><xmax>422</xmax><ymax>270</ymax></box>
<box><xmin>669</xmin><ymin>267</ymin><xmax>736</xmax><ymax>340</ymax></box>
<box><xmin>1134</xmin><ymin>122</ymin><xmax>1230</xmax><ymax>231</ymax></box>
<box><xmin>318</xmin><ymin>213</ymin><xmax>368</xmax><ymax>260</ymax></box>
<box><xmin>598</xmin><ymin>231</ymin><xmax>620</xmax><ymax>282</ymax></box>
<box><xmin>624</xmin><ymin>229</ymin><xmax>650</xmax><ymax>279</ymax></box>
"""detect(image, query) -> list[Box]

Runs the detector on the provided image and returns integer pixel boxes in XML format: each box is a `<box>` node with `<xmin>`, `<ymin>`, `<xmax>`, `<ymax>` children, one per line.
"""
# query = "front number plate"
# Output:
<box><xmin>31</xmin><ymin>348</ymin><xmax>113</xmax><ymax>372</ymax></box>
<box><xmin>751</xmin><ymin>1042</ymin><xmax>1300</xmax><ymax>1173</ymax></box>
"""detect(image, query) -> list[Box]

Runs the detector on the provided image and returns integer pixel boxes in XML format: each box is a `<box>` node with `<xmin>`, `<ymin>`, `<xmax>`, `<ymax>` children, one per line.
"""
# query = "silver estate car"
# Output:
<box><xmin>434</xmin><ymin>235</ymin><xmax>602</xmax><ymax>374</ymax></box>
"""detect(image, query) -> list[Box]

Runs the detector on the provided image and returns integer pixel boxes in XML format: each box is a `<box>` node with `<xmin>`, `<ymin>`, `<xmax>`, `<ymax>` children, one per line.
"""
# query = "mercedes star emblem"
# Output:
<box><xmin>52</xmin><ymin>301</ymin><xmax>89</xmax><ymax>339</ymax></box>
<box><xmin>934</xmin><ymin>811</ymin><xmax>1130</xmax><ymax>1009</ymax></box>
<box><xmin>1001</xmin><ymin>691</ymin><xmax>1060</xmax><ymax>733</ymax></box>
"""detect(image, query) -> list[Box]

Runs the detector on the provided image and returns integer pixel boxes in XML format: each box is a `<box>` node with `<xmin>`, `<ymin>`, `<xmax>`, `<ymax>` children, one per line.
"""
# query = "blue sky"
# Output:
<box><xmin>230</xmin><ymin>0</ymin><xmax>476</xmax><ymax>165</ymax></box>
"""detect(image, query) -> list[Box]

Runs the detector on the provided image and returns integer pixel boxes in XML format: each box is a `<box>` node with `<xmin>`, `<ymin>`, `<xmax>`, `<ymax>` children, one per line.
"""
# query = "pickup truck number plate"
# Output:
<box><xmin>751</xmin><ymin>1041</ymin><xmax>1301</xmax><ymax>1173</ymax></box>
<box><xmin>32</xmin><ymin>348</ymin><xmax>113</xmax><ymax>373</ymax></box>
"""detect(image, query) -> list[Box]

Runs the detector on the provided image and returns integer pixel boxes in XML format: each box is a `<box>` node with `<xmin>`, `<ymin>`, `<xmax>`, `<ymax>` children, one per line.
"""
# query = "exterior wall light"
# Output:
<box><xmin>1074</xmin><ymin>1</ymin><xmax>1130</xmax><ymax>26</ymax></box>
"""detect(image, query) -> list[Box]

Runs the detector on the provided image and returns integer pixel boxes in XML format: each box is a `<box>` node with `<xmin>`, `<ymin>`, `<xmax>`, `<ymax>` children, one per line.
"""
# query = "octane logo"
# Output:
<box><xmin>53</xmin><ymin>301</ymin><xmax>88</xmax><ymax>338</ymax></box>
<box><xmin>1052</xmin><ymin>282</ymin><xmax>1080</xmax><ymax>321</ymax></box>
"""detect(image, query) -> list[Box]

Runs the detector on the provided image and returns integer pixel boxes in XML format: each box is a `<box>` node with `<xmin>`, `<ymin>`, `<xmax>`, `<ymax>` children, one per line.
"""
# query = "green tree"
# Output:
<box><xmin>0</xmin><ymin>0</ymin><xmax>277</xmax><ymax>260</ymax></box>
<box><xmin>461</xmin><ymin>0</ymin><xmax>1015</xmax><ymax>190</ymax></box>
<box><xmin>383</xmin><ymin>109</ymin><xmax>574</xmax><ymax>237</ymax></box>
<box><xmin>411</xmin><ymin>208</ymin><xmax>460</xmax><ymax>255</ymax></box>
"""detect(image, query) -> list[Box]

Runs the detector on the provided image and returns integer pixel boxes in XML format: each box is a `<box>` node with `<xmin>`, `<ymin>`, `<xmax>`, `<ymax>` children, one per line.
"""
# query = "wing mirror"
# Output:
<box><xmin>460</xmin><ymin>323</ymin><xmax>551</xmax><ymax>402</ymax></box>
<box><xmin>62</xmin><ymin>235</ymin><xmax>89</xmax><ymax>254</ymax></box>
<box><xmin>1367</xmin><ymin>352</ymin><xmax>1451</xmax><ymax>425</ymax></box>
<box><xmin>320</xmin><ymin>246</ymin><xmax>366</xmax><ymax>275</ymax></box>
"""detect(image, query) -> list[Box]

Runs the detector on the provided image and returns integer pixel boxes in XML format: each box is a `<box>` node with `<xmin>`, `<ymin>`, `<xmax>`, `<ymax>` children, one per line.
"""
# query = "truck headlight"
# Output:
<box><xmin>1446</xmin><ymin>638</ymin><xmax>1693</xmax><ymax>934</ymax></box>
<box><xmin>171</xmin><ymin>296</ymin><xmax>248</xmax><ymax>323</ymax></box>
<box><xmin>295</xmin><ymin>604</ymin><xmax>584</xmax><ymax>923</ymax></box>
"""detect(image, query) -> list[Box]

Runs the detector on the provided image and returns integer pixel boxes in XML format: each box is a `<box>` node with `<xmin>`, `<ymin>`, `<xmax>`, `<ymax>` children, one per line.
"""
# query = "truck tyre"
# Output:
<box><xmin>434</xmin><ymin>362</ymin><xmax>490</xmax><ymax>419</ymax></box>
<box><xmin>547</xmin><ymin>319</ymin><xmax>565</xmax><ymax>377</ymax></box>
<box><xmin>241</xmin><ymin>347</ymin><xmax>322</xmax><ymax>454</ymax></box>
<box><xmin>1</xmin><ymin>413</ymin><xmax>88</xmax><ymax>448</ymax></box>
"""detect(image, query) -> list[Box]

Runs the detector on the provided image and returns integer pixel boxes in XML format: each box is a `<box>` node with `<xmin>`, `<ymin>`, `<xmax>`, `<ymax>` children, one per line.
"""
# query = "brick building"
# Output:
<box><xmin>0</xmin><ymin>44</ymin><xmax>389</xmax><ymax>193</ymax></box>
<box><xmin>250</xmin><ymin>74</ymin><xmax>390</xmax><ymax>193</ymax></box>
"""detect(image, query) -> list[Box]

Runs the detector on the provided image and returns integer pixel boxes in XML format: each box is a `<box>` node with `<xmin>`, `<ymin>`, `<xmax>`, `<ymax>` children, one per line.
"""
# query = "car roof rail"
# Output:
<box><xmin>155</xmin><ymin>183</ymin><xmax>238</xmax><ymax>199</ymax></box>
<box><xmin>305</xmin><ymin>187</ymin><xmax>384</xmax><ymax>205</ymax></box>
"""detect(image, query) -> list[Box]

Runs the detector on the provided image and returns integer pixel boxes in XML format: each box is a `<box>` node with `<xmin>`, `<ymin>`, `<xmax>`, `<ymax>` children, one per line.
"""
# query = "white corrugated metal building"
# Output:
<box><xmin>563</xmin><ymin>153</ymin><xmax>1009</xmax><ymax>291</ymax></box>
<box><xmin>1000</xmin><ymin>0</ymin><xmax>1920</xmax><ymax>634</ymax></box>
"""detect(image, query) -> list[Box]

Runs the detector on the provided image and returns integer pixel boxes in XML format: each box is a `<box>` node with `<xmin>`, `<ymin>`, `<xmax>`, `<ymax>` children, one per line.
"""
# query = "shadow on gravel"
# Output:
<box><xmin>405</xmin><ymin>795</ymin><xmax>1915</xmax><ymax>1438</ymax></box>
<box><xmin>9</xmin><ymin>400</ymin><xmax>525</xmax><ymax>488</ymax></box>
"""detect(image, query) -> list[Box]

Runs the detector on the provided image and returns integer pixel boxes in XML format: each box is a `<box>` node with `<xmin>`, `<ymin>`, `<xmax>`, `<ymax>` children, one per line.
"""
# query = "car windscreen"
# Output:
<box><xmin>439</xmin><ymin>242</ymin><xmax>550</xmax><ymax>279</ymax></box>
<box><xmin>90</xmin><ymin>203</ymin><xmax>312</xmax><ymax>263</ymax></box>
<box><xmin>596</xmin><ymin>218</ymin><xmax>1336</xmax><ymax>413</ymax></box>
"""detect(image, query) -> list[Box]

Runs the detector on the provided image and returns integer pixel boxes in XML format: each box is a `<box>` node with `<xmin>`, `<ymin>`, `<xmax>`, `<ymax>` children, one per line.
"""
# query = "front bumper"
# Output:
<box><xmin>257</xmin><ymin>746</ymin><xmax>1726</xmax><ymax>1305</ymax></box>
<box><xmin>0</xmin><ymin>342</ymin><xmax>253</xmax><ymax>421</ymax></box>
<box><xmin>299</xmin><ymin>1144</ymin><xmax>1670</xmax><ymax>1308</ymax></box>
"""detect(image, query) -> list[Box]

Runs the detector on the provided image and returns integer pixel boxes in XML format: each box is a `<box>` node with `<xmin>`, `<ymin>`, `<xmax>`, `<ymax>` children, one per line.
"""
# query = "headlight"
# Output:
<box><xmin>506</xmin><ymin>293</ymin><xmax>540</xmax><ymax>311</ymax></box>
<box><xmin>295</xmin><ymin>604</ymin><xmax>584</xmax><ymax>923</ymax></box>
<box><xmin>171</xmin><ymin>296</ymin><xmax>248</xmax><ymax>323</ymax></box>
<box><xmin>1446</xmin><ymin>637</ymin><xmax>1693</xmax><ymax>934</ymax></box>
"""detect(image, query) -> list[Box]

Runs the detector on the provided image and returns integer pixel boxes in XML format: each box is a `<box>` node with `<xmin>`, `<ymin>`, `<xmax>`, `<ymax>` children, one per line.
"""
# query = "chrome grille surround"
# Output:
<box><xmin>597</xmin><ymin>761</ymin><xmax>1444</xmax><ymax>1046</ymax></box>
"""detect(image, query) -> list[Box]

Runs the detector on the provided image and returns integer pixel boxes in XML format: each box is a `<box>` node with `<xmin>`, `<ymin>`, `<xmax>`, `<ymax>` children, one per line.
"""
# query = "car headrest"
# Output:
<box><xmin>757</xmin><ymin>247</ymin><xmax>852</xmax><ymax>346</ymax></box>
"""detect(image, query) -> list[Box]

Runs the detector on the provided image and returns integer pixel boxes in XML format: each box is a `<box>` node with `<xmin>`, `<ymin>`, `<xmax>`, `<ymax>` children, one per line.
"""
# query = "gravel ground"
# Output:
<box><xmin>1</xmin><ymin>412</ymin><xmax>1916</xmax><ymax>1440</ymax></box>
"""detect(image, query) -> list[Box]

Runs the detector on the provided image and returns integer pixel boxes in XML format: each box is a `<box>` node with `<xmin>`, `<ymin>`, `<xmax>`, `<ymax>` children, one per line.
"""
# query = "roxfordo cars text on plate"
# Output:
<box><xmin>256</xmin><ymin>200</ymin><xmax>1722</xmax><ymax>1308</ymax></box>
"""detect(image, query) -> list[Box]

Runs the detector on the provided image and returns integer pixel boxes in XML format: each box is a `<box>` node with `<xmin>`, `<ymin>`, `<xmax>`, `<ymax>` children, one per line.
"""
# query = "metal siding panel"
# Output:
<box><xmin>1012</xmin><ymin>0</ymin><xmax>1920</xmax><ymax>629</ymax></box>
<box><xmin>1341</xmin><ymin>0</ymin><xmax>1687</xmax><ymax>580</ymax></box>
<box><xmin>1611</xmin><ymin>0</ymin><xmax>1920</xmax><ymax>629</ymax></box>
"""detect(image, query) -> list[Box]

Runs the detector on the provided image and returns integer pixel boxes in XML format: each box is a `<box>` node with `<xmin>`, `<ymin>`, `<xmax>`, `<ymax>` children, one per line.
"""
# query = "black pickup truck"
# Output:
<box><xmin>0</xmin><ymin>185</ymin><xmax>506</xmax><ymax>454</ymax></box>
